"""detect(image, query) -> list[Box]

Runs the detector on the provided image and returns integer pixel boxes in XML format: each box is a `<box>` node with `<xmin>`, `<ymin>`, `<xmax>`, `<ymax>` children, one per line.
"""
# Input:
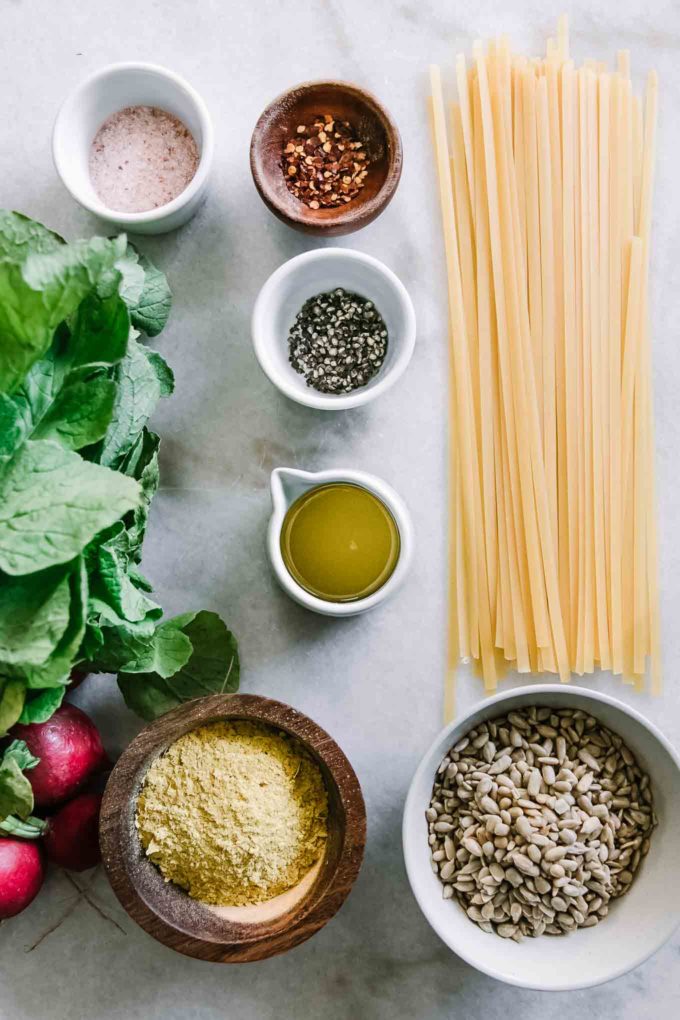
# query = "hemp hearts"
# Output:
<box><xmin>288</xmin><ymin>288</ymin><xmax>388</xmax><ymax>394</ymax></box>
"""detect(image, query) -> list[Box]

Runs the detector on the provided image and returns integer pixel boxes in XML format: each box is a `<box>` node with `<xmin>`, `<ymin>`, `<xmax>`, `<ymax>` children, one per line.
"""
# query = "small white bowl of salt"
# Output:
<box><xmin>53</xmin><ymin>62</ymin><xmax>214</xmax><ymax>235</ymax></box>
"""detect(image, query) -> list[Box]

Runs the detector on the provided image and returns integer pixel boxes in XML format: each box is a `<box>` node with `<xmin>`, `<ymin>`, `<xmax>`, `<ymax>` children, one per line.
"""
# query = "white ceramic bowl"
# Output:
<box><xmin>403</xmin><ymin>685</ymin><xmax>680</xmax><ymax>991</ymax></box>
<box><xmin>252</xmin><ymin>248</ymin><xmax>416</xmax><ymax>409</ymax></box>
<box><xmin>267</xmin><ymin>466</ymin><xmax>413</xmax><ymax>616</ymax></box>
<box><xmin>52</xmin><ymin>63</ymin><xmax>214</xmax><ymax>235</ymax></box>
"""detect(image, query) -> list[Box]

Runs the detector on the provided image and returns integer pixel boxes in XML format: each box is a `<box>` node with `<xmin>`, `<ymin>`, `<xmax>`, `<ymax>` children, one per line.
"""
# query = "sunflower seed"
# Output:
<box><xmin>516</xmin><ymin>816</ymin><xmax>533</xmax><ymax>839</ymax></box>
<box><xmin>440</xmin><ymin>860</ymin><xmax>456</xmax><ymax>881</ymax></box>
<box><xmin>488</xmin><ymin>755</ymin><xmax>513</xmax><ymax>775</ymax></box>
<box><xmin>513</xmin><ymin>853</ymin><xmax>540</xmax><ymax>877</ymax></box>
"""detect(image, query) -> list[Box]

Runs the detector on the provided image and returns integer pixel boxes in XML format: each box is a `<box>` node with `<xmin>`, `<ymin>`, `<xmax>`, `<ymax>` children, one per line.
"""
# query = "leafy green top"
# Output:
<box><xmin>0</xmin><ymin>211</ymin><xmax>239</xmax><ymax>752</ymax></box>
<box><xmin>0</xmin><ymin>739</ymin><xmax>46</xmax><ymax>838</ymax></box>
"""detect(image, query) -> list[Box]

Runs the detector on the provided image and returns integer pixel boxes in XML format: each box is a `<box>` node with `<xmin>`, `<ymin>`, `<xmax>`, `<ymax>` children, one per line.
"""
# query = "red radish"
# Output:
<box><xmin>12</xmin><ymin>705</ymin><xmax>108</xmax><ymax>807</ymax></box>
<box><xmin>0</xmin><ymin>839</ymin><xmax>44</xmax><ymax>919</ymax></box>
<box><xmin>43</xmin><ymin>793</ymin><xmax>102</xmax><ymax>872</ymax></box>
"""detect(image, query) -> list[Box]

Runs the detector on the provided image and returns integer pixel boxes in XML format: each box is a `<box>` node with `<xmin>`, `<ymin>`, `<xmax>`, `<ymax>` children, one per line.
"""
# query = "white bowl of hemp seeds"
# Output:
<box><xmin>403</xmin><ymin>685</ymin><xmax>680</xmax><ymax>991</ymax></box>
<box><xmin>251</xmin><ymin>247</ymin><xmax>416</xmax><ymax>410</ymax></box>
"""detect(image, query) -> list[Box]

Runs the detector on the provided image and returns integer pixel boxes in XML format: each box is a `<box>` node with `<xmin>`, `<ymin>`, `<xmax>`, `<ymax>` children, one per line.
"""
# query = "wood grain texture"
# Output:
<box><xmin>99</xmin><ymin>694</ymin><xmax>366</xmax><ymax>962</ymax></box>
<box><xmin>250</xmin><ymin>80</ymin><xmax>403</xmax><ymax>236</ymax></box>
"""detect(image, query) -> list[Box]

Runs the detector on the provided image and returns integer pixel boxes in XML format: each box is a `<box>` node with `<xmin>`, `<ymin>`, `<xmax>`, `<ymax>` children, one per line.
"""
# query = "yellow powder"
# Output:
<box><xmin>135</xmin><ymin>721</ymin><xmax>329</xmax><ymax>906</ymax></box>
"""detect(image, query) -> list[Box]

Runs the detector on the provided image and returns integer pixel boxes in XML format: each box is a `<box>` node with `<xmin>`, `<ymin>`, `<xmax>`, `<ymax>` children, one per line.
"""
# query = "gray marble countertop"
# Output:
<box><xmin>1</xmin><ymin>1</ymin><xmax>679</xmax><ymax>1017</ymax></box>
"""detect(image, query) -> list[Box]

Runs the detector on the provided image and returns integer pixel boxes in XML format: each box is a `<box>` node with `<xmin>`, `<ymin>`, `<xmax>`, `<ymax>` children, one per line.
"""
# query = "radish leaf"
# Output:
<box><xmin>0</xmin><ymin>739</ymin><xmax>38</xmax><ymax>818</ymax></box>
<box><xmin>0</xmin><ymin>564</ymin><xmax>71</xmax><ymax>665</ymax></box>
<box><xmin>18</xmin><ymin>685</ymin><xmax>67</xmax><ymax>725</ymax></box>
<box><xmin>15</xmin><ymin>559</ymin><xmax>88</xmax><ymax>689</ymax></box>
<box><xmin>0</xmin><ymin>680</ymin><xmax>26</xmax><ymax>735</ymax></box>
<box><xmin>127</xmin><ymin>252</ymin><xmax>172</xmax><ymax>337</ymax></box>
<box><xmin>118</xmin><ymin>612</ymin><xmax>240</xmax><ymax>720</ymax></box>
<box><xmin>0</xmin><ymin>229</ymin><xmax>126</xmax><ymax>393</ymax></box>
<box><xmin>66</xmin><ymin>292</ymin><xmax>130</xmax><ymax>371</ymax></box>
<box><xmin>0</xmin><ymin>440</ymin><xmax>140</xmax><ymax>575</ymax></box>
<box><xmin>98</xmin><ymin>339</ymin><xmax>169</xmax><ymax>468</ymax></box>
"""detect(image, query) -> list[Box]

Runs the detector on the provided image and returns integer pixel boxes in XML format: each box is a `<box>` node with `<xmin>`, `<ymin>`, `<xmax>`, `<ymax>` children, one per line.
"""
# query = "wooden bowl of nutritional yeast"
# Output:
<box><xmin>99</xmin><ymin>694</ymin><xmax>366</xmax><ymax>962</ymax></box>
<box><xmin>250</xmin><ymin>80</ymin><xmax>402</xmax><ymax>236</ymax></box>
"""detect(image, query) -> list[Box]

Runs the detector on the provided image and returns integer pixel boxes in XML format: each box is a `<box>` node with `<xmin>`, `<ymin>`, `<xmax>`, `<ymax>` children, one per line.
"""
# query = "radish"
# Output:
<box><xmin>0</xmin><ymin>839</ymin><xmax>44</xmax><ymax>919</ymax></box>
<box><xmin>12</xmin><ymin>705</ymin><xmax>108</xmax><ymax>807</ymax></box>
<box><xmin>43</xmin><ymin>793</ymin><xmax>102</xmax><ymax>872</ymax></box>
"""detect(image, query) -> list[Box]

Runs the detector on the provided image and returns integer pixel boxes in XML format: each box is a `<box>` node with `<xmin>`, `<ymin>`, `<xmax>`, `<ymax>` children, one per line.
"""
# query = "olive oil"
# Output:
<box><xmin>280</xmin><ymin>483</ymin><xmax>400</xmax><ymax>602</ymax></box>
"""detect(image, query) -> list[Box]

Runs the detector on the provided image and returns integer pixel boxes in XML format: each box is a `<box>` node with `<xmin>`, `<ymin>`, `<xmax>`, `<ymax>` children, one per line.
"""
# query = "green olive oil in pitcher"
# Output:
<box><xmin>280</xmin><ymin>483</ymin><xmax>400</xmax><ymax>602</ymax></box>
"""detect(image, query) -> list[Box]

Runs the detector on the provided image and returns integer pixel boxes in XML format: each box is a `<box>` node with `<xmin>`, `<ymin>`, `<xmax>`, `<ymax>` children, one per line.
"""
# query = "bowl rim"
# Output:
<box><xmin>100</xmin><ymin>694</ymin><xmax>367</xmax><ymax>962</ymax></box>
<box><xmin>251</xmin><ymin>247</ymin><xmax>417</xmax><ymax>410</ymax></box>
<box><xmin>249</xmin><ymin>78</ymin><xmax>403</xmax><ymax>233</ymax></box>
<box><xmin>52</xmin><ymin>61</ymin><xmax>214</xmax><ymax>225</ymax></box>
<box><xmin>402</xmin><ymin>683</ymin><xmax>680</xmax><ymax>991</ymax></box>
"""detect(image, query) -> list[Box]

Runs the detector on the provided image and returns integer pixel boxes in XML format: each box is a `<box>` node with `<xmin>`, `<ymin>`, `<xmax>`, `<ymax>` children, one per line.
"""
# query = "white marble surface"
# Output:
<box><xmin>1</xmin><ymin>1</ymin><xmax>679</xmax><ymax>1016</ymax></box>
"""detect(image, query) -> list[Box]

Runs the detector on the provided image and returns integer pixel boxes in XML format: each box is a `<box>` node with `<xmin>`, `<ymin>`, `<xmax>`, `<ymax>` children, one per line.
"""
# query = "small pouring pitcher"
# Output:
<box><xmin>268</xmin><ymin>467</ymin><xmax>414</xmax><ymax>617</ymax></box>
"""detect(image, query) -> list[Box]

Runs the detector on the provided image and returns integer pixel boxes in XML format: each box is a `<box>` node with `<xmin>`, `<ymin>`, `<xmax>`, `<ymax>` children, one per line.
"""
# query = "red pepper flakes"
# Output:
<box><xmin>281</xmin><ymin>113</ymin><xmax>371</xmax><ymax>209</ymax></box>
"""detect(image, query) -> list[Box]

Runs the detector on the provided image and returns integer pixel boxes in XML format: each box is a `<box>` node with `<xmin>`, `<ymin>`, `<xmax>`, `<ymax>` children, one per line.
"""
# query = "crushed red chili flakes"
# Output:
<box><xmin>281</xmin><ymin>114</ymin><xmax>371</xmax><ymax>209</ymax></box>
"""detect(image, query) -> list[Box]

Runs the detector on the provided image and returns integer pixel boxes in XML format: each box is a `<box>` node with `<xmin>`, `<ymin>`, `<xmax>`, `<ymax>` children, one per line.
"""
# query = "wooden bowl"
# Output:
<box><xmin>250</xmin><ymin>80</ymin><xmax>403</xmax><ymax>236</ymax></box>
<box><xmin>99</xmin><ymin>694</ymin><xmax>366</xmax><ymax>962</ymax></box>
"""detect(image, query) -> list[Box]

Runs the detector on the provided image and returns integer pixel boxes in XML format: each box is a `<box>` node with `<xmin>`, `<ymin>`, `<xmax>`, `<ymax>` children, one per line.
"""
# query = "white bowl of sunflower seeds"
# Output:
<box><xmin>403</xmin><ymin>685</ymin><xmax>680</xmax><ymax>991</ymax></box>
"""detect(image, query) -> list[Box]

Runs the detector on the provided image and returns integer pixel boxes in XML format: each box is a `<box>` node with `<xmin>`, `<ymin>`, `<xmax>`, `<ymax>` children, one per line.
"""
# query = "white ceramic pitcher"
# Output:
<box><xmin>268</xmin><ymin>467</ymin><xmax>414</xmax><ymax>617</ymax></box>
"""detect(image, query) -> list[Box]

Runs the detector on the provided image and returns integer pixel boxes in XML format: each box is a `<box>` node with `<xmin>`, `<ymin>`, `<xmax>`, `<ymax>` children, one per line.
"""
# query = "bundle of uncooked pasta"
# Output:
<box><xmin>430</xmin><ymin>18</ymin><xmax>660</xmax><ymax>703</ymax></box>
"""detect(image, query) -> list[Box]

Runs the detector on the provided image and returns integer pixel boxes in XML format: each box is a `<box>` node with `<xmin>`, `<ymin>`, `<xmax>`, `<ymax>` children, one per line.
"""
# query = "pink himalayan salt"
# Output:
<box><xmin>89</xmin><ymin>105</ymin><xmax>199</xmax><ymax>213</ymax></box>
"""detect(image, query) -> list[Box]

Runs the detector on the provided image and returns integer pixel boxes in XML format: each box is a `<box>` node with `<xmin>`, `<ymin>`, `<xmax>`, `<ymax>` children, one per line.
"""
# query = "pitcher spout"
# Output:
<box><xmin>269</xmin><ymin>467</ymin><xmax>317</xmax><ymax>514</ymax></box>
